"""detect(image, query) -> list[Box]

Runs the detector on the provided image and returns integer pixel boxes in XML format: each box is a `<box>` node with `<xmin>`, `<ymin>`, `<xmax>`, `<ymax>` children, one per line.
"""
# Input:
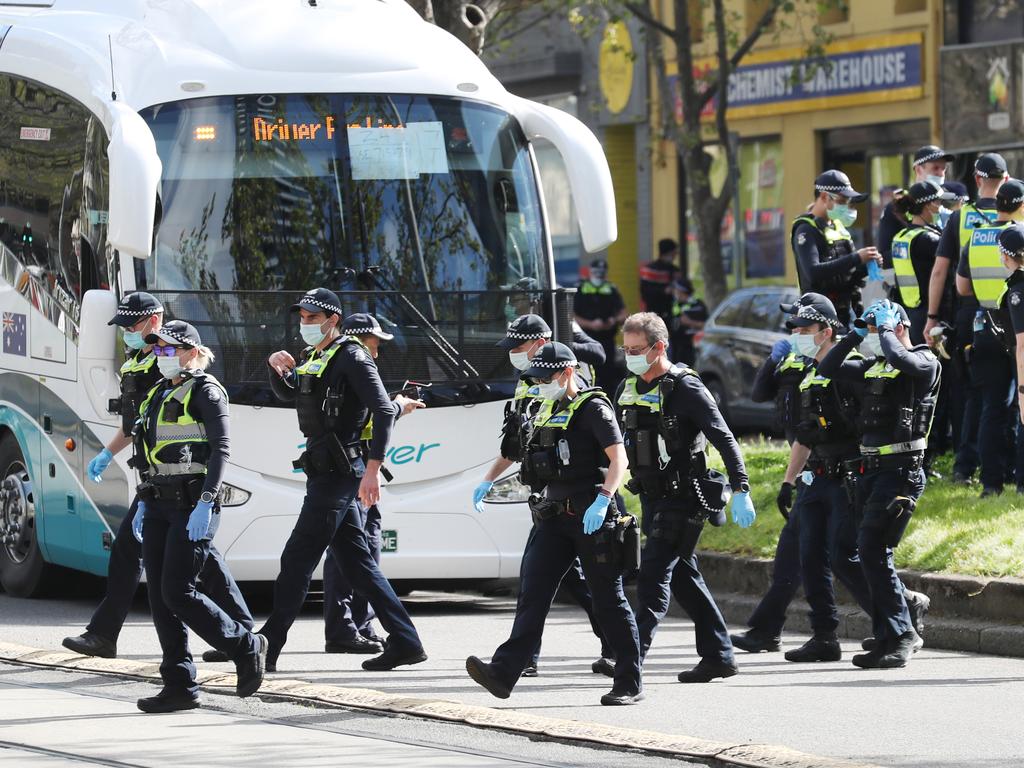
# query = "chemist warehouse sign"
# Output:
<box><xmin>671</xmin><ymin>32</ymin><xmax>924</xmax><ymax>121</ymax></box>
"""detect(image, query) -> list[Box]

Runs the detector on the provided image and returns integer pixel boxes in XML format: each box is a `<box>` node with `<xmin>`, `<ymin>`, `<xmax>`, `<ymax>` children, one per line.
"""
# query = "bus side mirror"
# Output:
<box><xmin>514</xmin><ymin>98</ymin><xmax>617</xmax><ymax>253</ymax></box>
<box><xmin>79</xmin><ymin>289</ymin><xmax>118</xmax><ymax>361</ymax></box>
<box><xmin>107</xmin><ymin>102</ymin><xmax>162</xmax><ymax>258</ymax></box>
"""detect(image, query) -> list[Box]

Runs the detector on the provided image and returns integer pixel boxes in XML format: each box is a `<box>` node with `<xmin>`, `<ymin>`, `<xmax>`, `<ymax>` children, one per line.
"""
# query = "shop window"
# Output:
<box><xmin>819</xmin><ymin>1</ymin><xmax>848</xmax><ymax>25</ymax></box>
<box><xmin>0</xmin><ymin>74</ymin><xmax>109</xmax><ymax>341</ymax></box>
<box><xmin>895</xmin><ymin>0</ymin><xmax>926</xmax><ymax>12</ymax></box>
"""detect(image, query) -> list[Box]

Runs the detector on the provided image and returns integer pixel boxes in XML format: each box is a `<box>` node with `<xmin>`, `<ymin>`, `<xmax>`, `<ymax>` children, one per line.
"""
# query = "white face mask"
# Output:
<box><xmin>537</xmin><ymin>375</ymin><xmax>567</xmax><ymax>400</ymax></box>
<box><xmin>300</xmin><ymin>319</ymin><xmax>329</xmax><ymax>346</ymax></box>
<box><xmin>157</xmin><ymin>355</ymin><xmax>184</xmax><ymax>379</ymax></box>
<box><xmin>925</xmin><ymin>174</ymin><xmax>945</xmax><ymax>187</ymax></box>
<box><xmin>509</xmin><ymin>351</ymin><xmax>531</xmax><ymax>371</ymax></box>
<box><xmin>625</xmin><ymin>350</ymin><xmax>653</xmax><ymax>376</ymax></box>
<box><xmin>790</xmin><ymin>330</ymin><xmax>822</xmax><ymax>358</ymax></box>
<box><xmin>862</xmin><ymin>333</ymin><xmax>884</xmax><ymax>357</ymax></box>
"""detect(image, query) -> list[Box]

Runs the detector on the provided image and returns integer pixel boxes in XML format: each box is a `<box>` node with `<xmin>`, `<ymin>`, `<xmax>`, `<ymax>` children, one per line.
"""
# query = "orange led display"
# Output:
<box><xmin>194</xmin><ymin>125</ymin><xmax>217</xmax><ymax>141</ymax></box>
<box><xmin>252</xmin><ymin>115</ymin><xmax>404</xmax><ymax>143</ymax></box>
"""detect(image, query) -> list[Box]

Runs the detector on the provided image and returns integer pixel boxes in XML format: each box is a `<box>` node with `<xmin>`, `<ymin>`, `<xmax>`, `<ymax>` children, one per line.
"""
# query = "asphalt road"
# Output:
<box><xmin>2</xmin><ymin>586</ymin><xmax>1023</xmax><ymax>768</ymax></box>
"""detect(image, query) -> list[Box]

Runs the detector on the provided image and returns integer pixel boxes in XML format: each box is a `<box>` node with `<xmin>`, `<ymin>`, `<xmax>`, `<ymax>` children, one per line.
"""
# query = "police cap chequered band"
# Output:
<box><xmin>300</xmin><ymin>296</ymin><xmax>342</xmax><ymax>315</ymax></box>
<box><xmin>795</xmin><ymin>305</ymin><xmax>842</xmax><ymax>328</ymax></box>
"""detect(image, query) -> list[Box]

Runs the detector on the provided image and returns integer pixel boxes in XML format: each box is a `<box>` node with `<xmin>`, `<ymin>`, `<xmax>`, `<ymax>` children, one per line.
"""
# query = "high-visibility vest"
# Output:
<box><xmin>138</xmin><ymin>374</ymin><xmax>227</xmax><ymax>476</ymax></box>
<box><xmin>958</xmin><ymin>202</ymin><xmax>997</xmax><ymax>249</ymax></box>
<box><xmin>891</xmin><ymin>226</ymin><xmax>929</xmax><ymax>308</ymax></box>
<box><xmin>966</xmin><ymin>221</ymin><xmax>1013</xmax><ymax>309</ymax></box>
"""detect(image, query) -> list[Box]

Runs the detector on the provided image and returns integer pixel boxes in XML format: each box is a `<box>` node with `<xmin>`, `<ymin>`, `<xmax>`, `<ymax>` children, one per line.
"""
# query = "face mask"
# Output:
<box><xmin>925</xmin><ymin>174</ymin><xmax>945</xmax><ymax>187</ymax></box>
<box><xmin>589</xmin><ymin>277</ymin><xmax>605</xmax><ymax>287</ymax></box>
<box><xmin>157</xmin><ymin>355</ymin><xmax>183</xmax><ymax>379</ymax></box>
<box><xmin>537</xmin><ymin>376</ymin><xmax>567</xmax><ymax>400</ymax></box>
<box><xmin>122</xmin><ymin>330</ymin><xmax>146</xmax><ymax>350</ymax></box>
<box><xmin>827</xmin><ymin>204</ymin><xmax>857</xmax><ymax>228</ymax></box>
<box><xmin>790</xmin><ymin>331</ymin><xmax>822</xmax><ymax>358</ymax></box>
<box><xmin>299</xmin><ymin>320</ymin><xmax>327</xmax><ymax>346</ymax></box>
<box><xmin>509</xmin><ymin>351</ymin><xmax>531</xmax><ymax>371</ymax></box>
<box><xmin>625</xmin><ymin>351</ymin><xmax>653</xmax><ymax>376</ymax></box>
<box><xmin>862</xmin><ymin>333</ymin><xmax>883</xmax><ymax>357</ymax></box>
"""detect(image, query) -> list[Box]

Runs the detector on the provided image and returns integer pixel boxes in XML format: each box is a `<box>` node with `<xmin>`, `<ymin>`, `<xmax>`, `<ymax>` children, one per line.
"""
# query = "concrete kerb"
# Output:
<box><xmin>0</xmin><ymin>640</ymin><xmax>883</xmax><ymax>768</ymax></box>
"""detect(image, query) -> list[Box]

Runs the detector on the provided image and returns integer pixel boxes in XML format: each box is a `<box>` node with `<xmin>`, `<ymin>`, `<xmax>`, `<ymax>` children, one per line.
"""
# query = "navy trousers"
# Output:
<box><xmin>745</xmin><ymin>503</ymin><xmax>802</xmax><ymax>637</ymax></box>
<box><xmin>856</xmin><ymin>467</ymin><xmax>925</xmax><ymax>644</ymax></box>
<box><xmin>973</xmin><ymin>339</ymin><xmax>1013</xmax><ymax>490</ymax></box>
<box><xmin>488</xmin><ymin>513</ymin><xmax>641</xmax><ymax>695</ymax></box>
<box><xmin>323</xmin><ymin>503</ymin><xmax>382</xmax><ymax>643</ymax></box>
<box><xmin>796</xmin><ymin>475</ymin><xmax>873</xmax><ymax>637</ymax></box>
<box><xmin>261</xmin><ymin>473</ymin><xmax>421</xmax><ymax>657</ymax></box>
<box><xmin>89</xmin><ymin>494</ymin><xmax>252</xmax><ymax>643</ymax></box>
<box><xmin>142</xmin><ymin>502</ymin><xmax>257</xmax><ymax>695</ymax></box>
<box><xmin>636</xmin><ymin>496</ymin><xmax>733</xmax><ymax>665</ymax></box>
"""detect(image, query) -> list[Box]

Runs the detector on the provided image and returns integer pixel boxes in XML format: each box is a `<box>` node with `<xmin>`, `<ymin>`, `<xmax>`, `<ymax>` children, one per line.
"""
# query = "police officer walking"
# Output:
<box><xmin>132</xmin><ymin>321</ymin><xmax>267</xmax><ymax>711</ymax></box>
<box><xmin>466</xmin><ymin>342</ymin><xmax>642</xmax><ymax>705</ymax></box>
<box><xmin>877</xmin><ymin>145</ymin><xmax>953</xmax><ymax>262</ymax></box>
<box><xmin>793</xmin><ymin>170</ymin><xmax>881</xmax><ymax>328</ymax></box>
<box><xmin>574</xmin><ymin>258</ymin><xmax>627</xmax><ymax>389</ymax></box>
<box><xmin>617</xmin><ymin>313</ymin><xmax>756</xmax><ymax>682</ymax></box>
<box><xmin>63</xmin><ymin>293</ymin><xmax>252</xmax><ymax>661</ymax></box>
<box><xmin>259</xmin><ymin>290</ymin><xmax>426</xmax><ymax>672</ymax></box>
<box><xmin>955</xmin><ymin>180</ymin><xmax>1024</xmax><ymax>496</ymax></box>
<box><xmin>473</xmin><ymin>314</ymin><xmax>616</xmax><ymax>677</ymax></box>
<box><xmin>819</xmin><ymin>301</ymin><xmax>939</xmax><ymax>668</ymax></box>
<box><xmin>994</xmin><ymin>225</ymin><xmax>1024</xmax><ymax>434</ymax></box>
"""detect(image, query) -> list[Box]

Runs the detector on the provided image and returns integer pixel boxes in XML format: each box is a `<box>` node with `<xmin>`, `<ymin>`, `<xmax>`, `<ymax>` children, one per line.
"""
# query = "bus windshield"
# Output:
<box><xmin>138</xmin><ymin>93</ymin><xmax>553</xmax><ymax>406</ymax></box>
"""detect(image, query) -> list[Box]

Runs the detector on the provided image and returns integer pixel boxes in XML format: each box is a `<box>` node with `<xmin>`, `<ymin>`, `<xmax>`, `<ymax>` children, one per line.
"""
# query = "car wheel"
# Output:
<box><xmin>704</xmin><ymin>377</ymin><xmax>732</xmax><ymax>425</ymax></box>
<box><xmin>0</xmin><ymin>433</ymin><xmax>50</xmax><ymax>597</ymax></box>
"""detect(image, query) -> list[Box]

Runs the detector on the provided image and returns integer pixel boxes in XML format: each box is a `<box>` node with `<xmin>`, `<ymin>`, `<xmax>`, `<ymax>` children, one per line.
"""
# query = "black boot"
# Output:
<box><xmin>62</xmin><ymin>632</ymin><xmax>117</xmax><ymax>659</ymax></box>
<box><xmin>235</xmin><ymin>634</ymin><xmax>268</xmax><ymax>698</ymax></box>
<box><xmin>600</xmin><ymin>688</ymin><xmax>645</xmax><ymax>705</ymax></box>
<box><xmin>465</xmin><ymin>656</ymin><xmax>511</xmax><ymax>699</ymax></box>
<box><xmin>202</xmin><ymin>649</ymin><xmax>229</xmax><ymax>663</ymax></box>
<box><xmin>137</xmin><ymin>688</ymin><xmax>200</xmax><ymax>713</ymax></box>
<box><xmin>362</xmin><ymin>642</ymin><xmax>427</xmax><ymax>671</ymax></box>
<box><xmin>326</xmin><ymin>636</ymin><xmax>384</xmax><ymax>654</ymax></box>
<box><xmin>730</xmin><ymin>629</ymin><xmax>781</xmax><ymax>653</ymax></box>
<box><xmin>784</xmin><ymin>635</ymin><xmax>841</xmax><ymax>662</ymax></box>
<box><xmin>676</xmin><ymin>658</ymin><xmax>738</xmax><ymax>683</ymax></box>
<box><xmin>591</xmin><ymin>657</ymin><xmax>615</xmax><ymax>677</ymax></box>
<box><xmin>875</xmin><ymin>631</ymin><xmax>920</xmax><ymax>669</ymax></box>
<box><xmin>904</xmin><ymin>589</ymin><xmax>930</xmax><ymax>642</ymax></box>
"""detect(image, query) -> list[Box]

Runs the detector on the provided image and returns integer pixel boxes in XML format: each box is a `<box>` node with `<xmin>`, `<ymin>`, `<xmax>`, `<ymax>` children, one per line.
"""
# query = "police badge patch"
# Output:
<box><xmin>797</xmin><ymin>233</ymin><xmax>807</xmax><ymax>245</ymax></box>
<box><xmin>354</xmin><ymin>349</ymin><xmax>369</xmax><ymax>364</ymax></box>
<box><xmin>1012</xmin><ymin>292</ymin><xmax>1021</xmax><ymax>307</ymax></box>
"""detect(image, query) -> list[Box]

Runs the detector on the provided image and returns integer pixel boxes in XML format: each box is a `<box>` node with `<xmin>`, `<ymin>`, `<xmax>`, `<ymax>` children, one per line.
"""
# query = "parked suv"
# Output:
<box><xmin>693</xmin><ymin>285</ymin><xmax>800</xmax><ymax>432</ymax></box>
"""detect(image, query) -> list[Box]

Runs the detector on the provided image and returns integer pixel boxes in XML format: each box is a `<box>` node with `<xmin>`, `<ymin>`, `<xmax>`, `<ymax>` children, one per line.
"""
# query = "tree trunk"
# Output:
<box><xmin>685</xmin><ymin>145</ymin><xmax>730</xmax><ymax>308</ymax></box>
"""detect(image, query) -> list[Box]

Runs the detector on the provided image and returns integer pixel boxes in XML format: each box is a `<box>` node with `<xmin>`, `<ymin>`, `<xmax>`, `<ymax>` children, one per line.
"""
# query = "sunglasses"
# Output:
<box><xmin>153</xmin><ymin>345</ymin><xmax>186</xmax><ymax>357</ymax></box>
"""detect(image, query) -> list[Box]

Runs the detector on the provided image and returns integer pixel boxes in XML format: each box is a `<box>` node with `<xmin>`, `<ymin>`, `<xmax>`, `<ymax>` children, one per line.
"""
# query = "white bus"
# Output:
<box><xmin>0</xmin><ymin>0</ymin><xmax>616</xmax><ymax>597</ymax></box>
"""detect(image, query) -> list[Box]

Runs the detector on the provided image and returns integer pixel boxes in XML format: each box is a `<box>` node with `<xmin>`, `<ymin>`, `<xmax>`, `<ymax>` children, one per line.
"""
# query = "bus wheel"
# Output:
<box><xmin>0</xmin><ymin>434</ymin><xmax>48</xmax><ymax>597</ymax></box>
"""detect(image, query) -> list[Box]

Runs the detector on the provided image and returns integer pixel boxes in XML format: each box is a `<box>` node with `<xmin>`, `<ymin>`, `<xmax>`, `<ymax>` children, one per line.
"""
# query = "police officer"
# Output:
<box><xmin>466</xmin><ymin>342</ymin><xmax>642</xmax><ymax>706</ymax></box>
<box><xmin>63</xmin><ymin>293</ymin><xmax>252</xmax><ymax>661</ymax></box>
<box><xmin>473</xmin><ymin>315</ymin><xmax>616</xmax><ymax>677</ymax></box>
<box><xmin>818</xmin><ymin>301</ymin><xmax>939</xmax><ymax>668</ymax></box>
<box><xmin>132</xmin><ymin>321</ymin><xmax>267</xmax><ymax>712</ymax></box>
<box><xmin>574</xmin><ymin>258</ymin><xmax>627</xmax><ymax>389</ymax></box>
<box><xmin>323</xmin><ymin>389</ymin><xmax>424</xmax><ymax>654</ymax></box>
<box><xmin>617</xmin><ymin>312</ymin><xmax>756</xmax><ymax>683</ymax></box>
<box><xmin>640</xmin><ymin>239</ymin><xmax>681</xmax><ymax>324</ymax></box>
<box><xmin>792</xmin><ymin>170</ymin><xmax>881</xmax><ymax>328</ymax></box>
<box><xmin>668</xmin><ymin>278</ymin><xmax>708</xmax><ymax>366</ymax></box>
<box><xmin>995</xmin><ymin>225</ymin><xmax>1024</xmax><ymax>440</ymax></box>
<box><xmin>955</xmin><ymin>179</ymin><xmax>1024</xmax><ymax>497</ymax></box>
<box><xmin>877</xmin><ymin>145</ymin><xmax>953</xmax><ymax>262</ymax></box>
<box><xmin>259</xmin><ymin>290</ymin><xmax>426</xmax><ymax>672</ymax></box>
<box><xmin>771</xmin><ymin>295</ymin><xmax>875</xmax><ymax>663</ymax></box>
<box><xmin>730</xmin><ymin>317</ymin><xmax>813</xmax><ymax>653</ymax></box>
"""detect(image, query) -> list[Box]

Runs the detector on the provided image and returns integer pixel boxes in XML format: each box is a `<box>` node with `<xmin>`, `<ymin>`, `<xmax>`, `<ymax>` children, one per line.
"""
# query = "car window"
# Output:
<box><xmin>713</xmin><ymin>294</ymin><xmax>751</xmax><ymax>327</ymax></box>
<box><xmin>745</xmin><ymin>291</ymin><xmax>788</xmax><ymax>332</ymax></box>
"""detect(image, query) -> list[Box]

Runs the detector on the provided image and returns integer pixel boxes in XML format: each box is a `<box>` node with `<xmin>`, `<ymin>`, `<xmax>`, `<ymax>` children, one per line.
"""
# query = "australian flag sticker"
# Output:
<box><xmin>3</xmin><ymin>312</ymin><xmax>26</xmax><ymax>356</ymax></box>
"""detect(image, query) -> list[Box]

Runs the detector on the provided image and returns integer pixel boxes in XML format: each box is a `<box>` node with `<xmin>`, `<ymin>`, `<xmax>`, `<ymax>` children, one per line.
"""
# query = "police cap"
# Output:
<box><xmin>942</xmin><ymin>181</ymin><xmax>969</xmax><ymax>202</ymax></box>
<box><xmin>290</xmin><ymin>287</ymin><xmax>343</xmax><ymax>316</ymax></box>
<box><xmin>975</xmin><ymin>153</ymin><xmax>1008</xmax><ymax>179</ymax></box>
<box><xmin>342</xmin><ymin>312</ymin><xmax>394</xmax><ymax>341</ymax></box>
<box><xmin>998</xmin><ymin>224</ymin><xmax>1024</xmax><ymax>261</ymax></box>
<box><xmin>144</xmin><ymin>319</ymin><xmax>201</xmax><ymax>348</ymax></box>
<box><xmin>497</xmin><ymin>314</ymin><xmax>552</xmax><ymax>350</ymax></box>
<box><xmin>520</xmin><ymin>341</ymin><xmax>578</xmax><ymax>382</ymax></box>
<box><xmin>906</xmin><ymin>180</ymin><xmax>957</xmax><ymax>206</ymax></box>
<box><xmin>814</xmin><ymin>170</ymin><xmax>867</xmax><ymax>203</ymax></box>
<box><xmin>782</xmin><ymin>292</ymin><xmax>841</xmax><ymax>329</ymax></box>
<box><xmin>912</xmin><ymin>145</ymin><xmax>954</xmax><ymax>167</ymax></box>
<box><xmin>108</xmin><ymin>291</ymin><xmax>164</xmax><ymax>327</ymax></box>
<box><xmin>996</xmin><ymin>179</ymin><xmax>1024</xmax><ymax>213</ymax></box>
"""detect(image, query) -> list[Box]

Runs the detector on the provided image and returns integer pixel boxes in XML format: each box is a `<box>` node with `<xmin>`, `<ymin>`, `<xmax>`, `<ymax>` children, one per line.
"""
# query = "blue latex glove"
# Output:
<box><xmin>730</xmin><ymin>491</ymin><xmax>756</xmax><ymax>529</ymax></box>
<box><xmin>582</xmin><ymin>495</ymin><xmax>611</xmax><ymax>535</ymax></box>
<box><xmin>874</xmin><ymin>301</ymin><xmax>899</xmax><ymax>330</ymax></box>
<box><xmin>769</xmin><ymin>338</ymin><xmax>791</xmax><ymax>363</ymax></box>
<box><xmin>472</xmin><ymin>481</ymin><xmax>494</xmax><ymax>513</ymax></box>
<box><xmin>132</xmin><ymin>501</ymin><xmax>146</xmax><ymax>544</ymax></box>
<box><xmin>88</xmin><ymin>449</ymin><xmax>112</xmax><ymax>483</ymax></box>
<box><xmin>186</xmin><ymin>500</ymin><xmax>214</xmax><ymax>542</ymax></box>
<box><xmin>854</xmin><ymin>324</ymin><xmax>868</xmax><ymax>338</ymax></box>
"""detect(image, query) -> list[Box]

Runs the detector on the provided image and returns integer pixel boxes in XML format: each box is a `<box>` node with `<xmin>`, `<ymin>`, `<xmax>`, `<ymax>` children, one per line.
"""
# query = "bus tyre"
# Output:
<box><xmin>0</xmin><ymin>433</ymin><xmax>49</xmax><ymax>597</ymax></box>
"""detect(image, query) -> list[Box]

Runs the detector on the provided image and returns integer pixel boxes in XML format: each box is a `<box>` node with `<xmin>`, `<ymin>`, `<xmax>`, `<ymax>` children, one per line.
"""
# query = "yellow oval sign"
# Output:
<box><xmin>599</xmin><ymin>22</ymin><xmax>633</xmax><ymax>115</ymax></box>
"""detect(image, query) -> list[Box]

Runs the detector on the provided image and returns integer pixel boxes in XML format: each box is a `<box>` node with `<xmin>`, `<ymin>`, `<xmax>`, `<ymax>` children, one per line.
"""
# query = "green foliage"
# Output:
<box><xmin>621</xmin><ymin>442</ymin><xmax>1024</xmax><ymax>579</ymax></box>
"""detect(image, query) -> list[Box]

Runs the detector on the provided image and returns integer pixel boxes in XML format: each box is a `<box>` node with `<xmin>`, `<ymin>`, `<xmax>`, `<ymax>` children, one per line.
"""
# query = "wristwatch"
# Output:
<box><xmin>199</xmin><ymin>491</ymin><xmax>216</xmax><ymax>505</ymax></box>
<box><xmin>736</xmin><ymin>482</ymin><xmax>751</xmax><ymax>494</ymax></box>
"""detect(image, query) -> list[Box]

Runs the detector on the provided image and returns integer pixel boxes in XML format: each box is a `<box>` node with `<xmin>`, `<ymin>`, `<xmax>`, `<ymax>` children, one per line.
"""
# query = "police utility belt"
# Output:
<box><xmin>293</xmin><ymin>433</ymin><xmax>363</xmax><ymax>477</ymax></box>
<box><xmin>857</xmin><ymin>439</ymin><xmax>926</xmax><ymax>472</ymax></box>
<box><xmin>137</xmin><ymin>474</ymin><xmax>209</xmax><ymax>506</ymax></box>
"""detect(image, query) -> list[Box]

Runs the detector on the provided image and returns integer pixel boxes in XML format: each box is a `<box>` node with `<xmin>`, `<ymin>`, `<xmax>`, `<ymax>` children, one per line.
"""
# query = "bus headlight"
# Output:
<box><xmin>484</xmin><ymin>472</ymin><xmax>530</xmax><ymax>504</ymax></box>
<box><xmin>218</xmin><ymin>483</ymin><xmax>251</xmax><ymax>507</ymax></box>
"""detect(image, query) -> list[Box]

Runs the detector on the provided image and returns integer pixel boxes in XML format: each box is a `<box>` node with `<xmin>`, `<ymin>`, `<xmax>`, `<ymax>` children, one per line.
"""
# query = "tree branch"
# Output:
<box><xmin>697</xmin><ymin>0</ymin><xmax>782</xmax><ymax>110</ymax></box>
<box><xmin>622</xmin><ymin>1</ymin><xmax>676</xmax><ymax>39</ymax></box>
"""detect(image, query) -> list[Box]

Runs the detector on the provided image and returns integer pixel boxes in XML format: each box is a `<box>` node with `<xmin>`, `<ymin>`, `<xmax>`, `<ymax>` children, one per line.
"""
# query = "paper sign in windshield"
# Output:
<box><xmin>348</xmin><ymin>121</ymin><xmax>449</xmax><ymax>180</ymax></box>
